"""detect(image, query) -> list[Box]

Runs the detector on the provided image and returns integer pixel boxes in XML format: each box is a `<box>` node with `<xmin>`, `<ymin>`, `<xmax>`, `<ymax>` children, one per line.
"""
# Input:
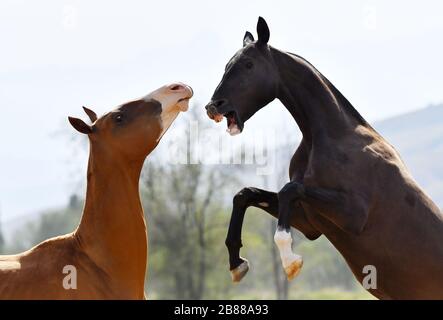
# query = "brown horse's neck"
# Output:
<box><xmin>74</xmin><ymin>142</ymin><xmax>147</xmax><ymax>294</ymax></box>
<box><xmin>272</xmin><ymin>48</ymin><xmax>369</xmax><ymax>143</ymax></box>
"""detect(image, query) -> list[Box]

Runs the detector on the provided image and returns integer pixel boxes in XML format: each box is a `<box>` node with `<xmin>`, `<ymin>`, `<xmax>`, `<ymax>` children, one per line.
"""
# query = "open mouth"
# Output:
<box><xmin>207</xmin><ymin>108</ymin><xmax>243</xmax><ymax>136</ymax></box>
<box><xmin>224</xmin><ymin>111</ymin><xmax>242</xmax><ymax>136</ymax></box>
<box><xmin>178</xmin><ymin>96</ymin><xmax>191</xmax><ymax>103</ymax></box>
<box><xmin>176</xmin><ymin>96</ymin><xmax>192</xmax><ymax>112</ymax></box>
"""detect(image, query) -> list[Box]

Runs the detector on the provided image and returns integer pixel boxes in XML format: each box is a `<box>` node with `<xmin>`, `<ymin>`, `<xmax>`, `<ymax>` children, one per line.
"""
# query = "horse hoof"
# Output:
<box><xmin>285</xmin><ymin>256</ymin><xmax>303</xmax><ymax>281</ymax></box>
<box><xmin>230</xmin><ymin>259</ymin><xmax>249</xmax><ymax>283</ymax></box>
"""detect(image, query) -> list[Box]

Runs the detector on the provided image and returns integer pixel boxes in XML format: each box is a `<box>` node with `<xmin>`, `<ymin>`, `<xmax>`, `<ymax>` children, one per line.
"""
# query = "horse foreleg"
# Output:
<box><xmin>275</xmin><ymin>180</ymin><xmax>370</xmax><ymax>280</ymax></box>
<box><xmin>275</xmin><ymin>182</ymin><xmax>304</xmax><ymax>281</ymax></box>
<box><xmin>225</xmin><ymin>187</ymin><xmax>278</xmax><ymax>282</ymax></box>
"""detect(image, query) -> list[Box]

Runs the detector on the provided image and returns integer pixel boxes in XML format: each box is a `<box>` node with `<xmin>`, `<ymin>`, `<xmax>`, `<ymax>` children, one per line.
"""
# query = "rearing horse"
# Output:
<box><xmin>205</xmin><ymin>17</ymin><xmax>443</xmax><ymax>299</ymax></box>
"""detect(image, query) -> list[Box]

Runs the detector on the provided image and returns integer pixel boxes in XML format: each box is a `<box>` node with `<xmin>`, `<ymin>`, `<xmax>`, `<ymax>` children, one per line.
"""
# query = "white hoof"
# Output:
<box><xmin>230</xmin><ymin>259</ymin><xmax>249</xmax><ymax>283</ymax></box>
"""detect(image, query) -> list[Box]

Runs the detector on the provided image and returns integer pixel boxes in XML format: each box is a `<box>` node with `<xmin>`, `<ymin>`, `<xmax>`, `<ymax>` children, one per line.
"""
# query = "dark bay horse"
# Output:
<box><xmin>205</xmin><ymin>17</ymin><xmax>443</xmax><ymax>299</ymax></box>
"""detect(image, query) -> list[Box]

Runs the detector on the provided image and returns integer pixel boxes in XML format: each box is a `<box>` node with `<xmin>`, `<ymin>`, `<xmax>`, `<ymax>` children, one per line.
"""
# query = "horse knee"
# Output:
<box><xmin>233</xmin><ymin>187</ymin><xmax>256</xmax><ymax>208</ymax></box>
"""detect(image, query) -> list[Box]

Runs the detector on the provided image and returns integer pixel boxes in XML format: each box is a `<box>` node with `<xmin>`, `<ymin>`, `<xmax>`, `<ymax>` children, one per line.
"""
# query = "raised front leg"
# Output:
<box><xmin>274</xmin><ymin>180</ymin><xmax>370</xmax><ymax>280</ymax></box>
<box><xmin>226</xmin><ymin>186</ymin><xmax>322</xmax><ymax>283</ymax></box>
<box><xmin>225</xmin><ymin>187</ymin><xmax>278</xmax><ymax>282</ymax></box>
<box><xmin>275</xmin><ymin>183</ymin><xmax>304</xmax><ymax>281</ymax></box>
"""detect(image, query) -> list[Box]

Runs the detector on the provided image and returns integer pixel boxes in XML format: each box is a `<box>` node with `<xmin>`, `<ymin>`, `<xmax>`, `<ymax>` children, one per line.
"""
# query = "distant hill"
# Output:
<box><xmin>373</xmin><ymin>104</ymin><xmax>443</xmax><ymax>208</ymax></box>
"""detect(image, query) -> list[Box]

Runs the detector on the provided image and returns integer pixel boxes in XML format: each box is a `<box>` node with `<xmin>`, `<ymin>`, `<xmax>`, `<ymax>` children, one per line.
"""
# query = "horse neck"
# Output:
<box><xmin>74</xmin><ymin>143</ymin><xmax>147</xmax><ymax>289</ymax></box>
<box><xmin>271</xmin><ymin>48</ymin><xmax>364</xmax><ymax>142</ymax></box>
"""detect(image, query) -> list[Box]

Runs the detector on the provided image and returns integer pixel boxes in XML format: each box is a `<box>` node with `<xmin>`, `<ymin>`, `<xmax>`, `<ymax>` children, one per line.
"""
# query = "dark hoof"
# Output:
<box><xmin>230</xmin><ymin>259</ymin><xmax>249</xmax><ymax>283</ymax></box>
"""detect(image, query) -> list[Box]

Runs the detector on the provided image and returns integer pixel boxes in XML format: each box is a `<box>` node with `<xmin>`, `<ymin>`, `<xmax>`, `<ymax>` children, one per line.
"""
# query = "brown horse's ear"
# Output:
<box><xmin>82</xmin><ymin>106</ymin><xmax>97</xmax><ymax>123</ymax></box>
<box><xmin>243</xmin><ymin>31</ymin><xmax>254</xmax><ymax>47</ymax></box>
<box><xmin>257</xmin><ymin>16</ymin><xmax>270</xmax><ymax>45</ymax></box>
<box><xmin>68</xmin><ymin>116</ymin><xmax>92</xmax><ymax>134</ymax></box>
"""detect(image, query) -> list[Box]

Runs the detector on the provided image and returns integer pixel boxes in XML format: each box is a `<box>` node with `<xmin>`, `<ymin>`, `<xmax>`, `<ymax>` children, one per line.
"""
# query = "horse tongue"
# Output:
<box><xmin>227</xmin><ymin>123</ymin><xmax>241</xmax><ymax>136</ymax></box>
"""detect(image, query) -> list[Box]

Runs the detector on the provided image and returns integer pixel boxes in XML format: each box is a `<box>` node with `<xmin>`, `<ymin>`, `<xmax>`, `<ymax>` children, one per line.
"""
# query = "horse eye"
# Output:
<box><xmin>115</xmin><ymin>114</ymin><xmax>123</xmax><ymax>123</ymax></box>
<box><xmin>245</xmin><ymin>61</ymin><xmax>253</xmax><ymax>69</ymax></box>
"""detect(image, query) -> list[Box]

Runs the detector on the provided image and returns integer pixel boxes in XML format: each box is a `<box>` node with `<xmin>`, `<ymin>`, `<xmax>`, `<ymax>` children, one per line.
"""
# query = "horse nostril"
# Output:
<box><xmin>206</xmin><ymin>99</ymin><xmax>226</xmax><ymax>111</ymax></box>
<box><xmin>170</xmin><ymin>84</ymin><xmax>185</xmax><ymax>91</ymax></box>
<box><xmin>213</xmin><ymin>99</ymin><xmax>227</xmax><ymax>108</ymax></box>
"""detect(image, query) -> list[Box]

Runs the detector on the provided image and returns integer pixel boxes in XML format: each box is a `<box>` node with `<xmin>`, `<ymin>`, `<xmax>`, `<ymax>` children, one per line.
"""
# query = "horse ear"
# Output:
<box><xmin>243</xmin><ymin>31</ymin><xmax>254</xmax><ymax>46</ymax></box>
<box><xmin>68</xmin><ymin>116</ymin><xmax>92</xmax><ymax>135</ymax></box>
<box><xmin>256</xmin><ymin>16</ymin><xmax>270</xmax><ymax>45</ymax></box>
<box><xmin>82</xmin><ymin>106</ymin><xmax>97</xmax><ymax>123</ymax></box>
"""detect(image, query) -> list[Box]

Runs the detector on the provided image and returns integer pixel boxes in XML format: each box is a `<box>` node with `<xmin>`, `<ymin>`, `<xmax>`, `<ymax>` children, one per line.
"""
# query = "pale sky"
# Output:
<box><xmin>1</xmin><ymin>0</ymin><xmax>443</xmax><ymax>231</ymax></box>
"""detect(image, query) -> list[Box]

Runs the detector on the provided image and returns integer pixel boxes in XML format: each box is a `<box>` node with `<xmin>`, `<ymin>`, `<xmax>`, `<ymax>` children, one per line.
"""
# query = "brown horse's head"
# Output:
<box><xmin>68</xmin><ymin>83</ymin><xmax>193</xmax><ymax>162</ymax></box>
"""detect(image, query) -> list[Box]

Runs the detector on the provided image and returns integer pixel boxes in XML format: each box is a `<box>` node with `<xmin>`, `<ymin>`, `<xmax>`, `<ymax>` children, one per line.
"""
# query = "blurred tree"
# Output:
<box><xmin>142</xmin><ymin>161</ymin><xmax>231</xmax><ymax>299</ymax></box>
<box><xmin>8</xmin><ymin>195</ymin><xmax>82</xmax><ymax>253</ymax></box>
<box><xmin>141</xmin><ymin>108</ymin><xmax>238</xmax><ymax>299</ymax></box>
<box><xmin>295</xmin><ymin>236</ymin><xmax>357</xmax><ymax>291</ymax></box>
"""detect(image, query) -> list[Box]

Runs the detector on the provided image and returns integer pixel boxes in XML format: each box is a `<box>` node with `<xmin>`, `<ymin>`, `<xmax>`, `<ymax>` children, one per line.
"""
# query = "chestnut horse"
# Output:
<box><xmin>0</xmin><ymin>83</ymin><xmax>193</xmax><ymax>299</ymax></box>
<box><xmin>205</xmin><ymin>17</ymin><xmax>443</xmax><ymax>299</ymax></box>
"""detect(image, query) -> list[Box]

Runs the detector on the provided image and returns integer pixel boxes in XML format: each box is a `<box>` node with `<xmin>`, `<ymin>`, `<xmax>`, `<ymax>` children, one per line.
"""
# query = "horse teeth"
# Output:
<box><xmin>214</xmin><ymin>114</ymin><xmax>224</xmax><ymax>122</ymax></box>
